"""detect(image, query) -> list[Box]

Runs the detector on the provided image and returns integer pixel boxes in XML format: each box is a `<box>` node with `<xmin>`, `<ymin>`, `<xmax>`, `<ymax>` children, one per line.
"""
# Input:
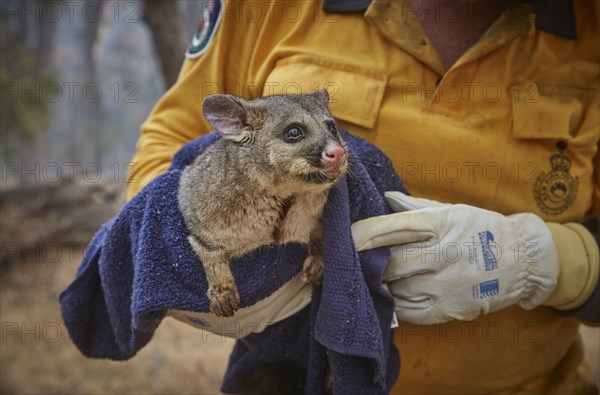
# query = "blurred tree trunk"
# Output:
<box><xmin>0</xmin><ymin>0</ymin><xmax>57</xmax><ymax>162</ymax></box>
<box><xmin>143</xmin><ymin>0</ymin><xmax>187</xmax><ymax>88</ymax></box>
<box><xmin>78</xmin><ymin>0</ymin><xmax>102</xmax><ymax>165</ymax></box>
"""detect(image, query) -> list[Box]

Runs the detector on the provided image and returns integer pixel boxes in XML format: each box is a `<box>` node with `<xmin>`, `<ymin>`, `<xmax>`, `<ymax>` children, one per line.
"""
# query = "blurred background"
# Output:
<box><xmin>1</xmin><ymin>1</ymin><xmax>234</xmax><ymax>393</ymax></box>
<box><xmin>0</xmin><ymin>0</ymin><xmax>597</xmax><ymax>394</ymax></box>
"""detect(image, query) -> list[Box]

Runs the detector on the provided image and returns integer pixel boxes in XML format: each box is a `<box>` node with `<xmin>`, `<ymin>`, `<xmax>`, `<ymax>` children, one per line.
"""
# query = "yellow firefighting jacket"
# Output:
<box><xmin>127</xmin><ymin>0</ymin><xmax>599</xmax><ymax>393</ymax></box>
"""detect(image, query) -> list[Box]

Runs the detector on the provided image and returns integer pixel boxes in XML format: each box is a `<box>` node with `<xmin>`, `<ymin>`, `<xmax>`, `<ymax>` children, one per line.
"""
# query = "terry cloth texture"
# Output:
<box><xmin>59</xmin><ymin>131</ymin><xmax>407</xmax><ymax>394</ymax></box>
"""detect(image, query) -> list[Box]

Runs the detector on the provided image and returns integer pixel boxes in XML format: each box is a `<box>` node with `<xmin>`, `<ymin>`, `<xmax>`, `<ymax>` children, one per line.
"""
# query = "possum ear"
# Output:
<box><xmin>312</xmin><ymin>89</ymin><xmax>330</xmax><ymax>107</ymax></box>
<box><xmin>202</xmin><ymin>95</ymin><xmax>254</xmax><ymax>142</ymax></box>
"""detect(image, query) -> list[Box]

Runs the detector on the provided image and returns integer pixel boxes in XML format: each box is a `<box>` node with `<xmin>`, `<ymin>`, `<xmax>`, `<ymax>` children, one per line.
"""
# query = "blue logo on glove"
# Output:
<box><xmin>473</xmin><ymin>279</ymin><xmax>500</xmax><ymax>299</ymax></box>
<box><xmin>478</xmin><ymin>231</ymin><xmax>498</xmax><ymax>271</ymax></box>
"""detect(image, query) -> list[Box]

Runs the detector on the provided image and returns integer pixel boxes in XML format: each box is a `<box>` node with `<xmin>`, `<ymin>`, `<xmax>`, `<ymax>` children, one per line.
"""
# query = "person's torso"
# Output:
<box><xmin>204</xmin><ymin>0</ymin><xmax>600</xmax><ymax>392</ymax></box>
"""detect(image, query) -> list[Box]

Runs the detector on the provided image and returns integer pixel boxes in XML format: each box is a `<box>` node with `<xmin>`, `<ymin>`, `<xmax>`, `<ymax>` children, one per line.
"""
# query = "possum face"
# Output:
<box><xmin>259</xmin><ymin>92</ymin><xmax>347</xmax><ymax>186</ymax></box>
<box><xmin>202</xmin><ymin>90</ymin><xmax>348</xmax><ymax>187</ymax></box>
<box><xmin>271</xmin><ymin>120</ymin><xmax>346</xmax><ymax>184</ymax></box>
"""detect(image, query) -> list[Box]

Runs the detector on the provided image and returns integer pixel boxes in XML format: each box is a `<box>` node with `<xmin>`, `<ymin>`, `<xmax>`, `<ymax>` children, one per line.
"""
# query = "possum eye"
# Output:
<box><xmin>285</xmin><ymin>126</ymin><xmax>305</xmax><ymax>142</ymax></box>
<box><xmin>326</xmin><ymin>120</ymin><xmax>338</xmax><ymax>136</ymax></box>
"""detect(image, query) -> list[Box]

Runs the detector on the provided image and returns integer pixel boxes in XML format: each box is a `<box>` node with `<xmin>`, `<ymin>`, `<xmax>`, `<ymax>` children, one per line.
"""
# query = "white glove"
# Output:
<box><xmin>167</xmin><ymin>273</ymin><xmax>312</xmax><ymax>338</ymax></box>
<box><xmin>352</xmin><ymin>192</ymin><xmax>559</xmax><ymax>325</ymax></box>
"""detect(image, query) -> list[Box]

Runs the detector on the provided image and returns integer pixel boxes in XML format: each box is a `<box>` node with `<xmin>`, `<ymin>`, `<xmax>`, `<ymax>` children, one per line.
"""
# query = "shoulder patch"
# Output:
<box><xmin>186</xmin><ymin>0</ymin><xmax>223</xmax><ymax>59</ymax></box>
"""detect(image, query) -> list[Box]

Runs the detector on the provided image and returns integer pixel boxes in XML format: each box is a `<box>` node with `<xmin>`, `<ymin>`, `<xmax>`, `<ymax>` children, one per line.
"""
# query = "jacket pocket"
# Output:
<box><xmin>509</xmin><ymin>82</ymin><xmax>595</xmax><ymax>140</ymax></box>
<box><xmin>263</xmin><ymin>55</ymin><xmax>388</xmax><ymax>130</ymax></box>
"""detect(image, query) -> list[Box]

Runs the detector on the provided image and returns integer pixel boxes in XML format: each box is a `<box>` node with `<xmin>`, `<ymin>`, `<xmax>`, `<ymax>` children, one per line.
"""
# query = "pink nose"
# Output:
<box><xmin>321</xmin><ymin>140</ymin><xmax>346</xmax><ymax>175</ymax></box>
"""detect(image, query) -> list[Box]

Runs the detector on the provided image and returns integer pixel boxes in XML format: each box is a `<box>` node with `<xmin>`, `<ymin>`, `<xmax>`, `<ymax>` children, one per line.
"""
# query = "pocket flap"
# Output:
<box><xmin>263</xmin><ymin>55</ymin><xmax>388</xmax><ymax>129</ymax></box>
<box><xmin>510</xmin><ymin>82</ymin><xmax>583</xmax><ymax>140</ymax></box>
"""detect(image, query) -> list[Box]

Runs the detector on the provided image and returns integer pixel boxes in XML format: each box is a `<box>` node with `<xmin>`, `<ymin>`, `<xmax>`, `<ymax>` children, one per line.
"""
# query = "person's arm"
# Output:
<box><xmin>127</xmin><ymin>0</ymin><xmax>261</xmax><ymax>199</ymax></box>
<box><xmin>352</xmin><ymin>194</ymin><xmax>600</xmax><ymax>324</ymax></box>
<box><xmin>351</xmin><ymin>63</ymin><xmax>600</xmax><ymax>325</ymax></box>
<box><xmin>545</xmin><ymin>135</ymin><xmax>600</xmax><ymax>323</ymax></box>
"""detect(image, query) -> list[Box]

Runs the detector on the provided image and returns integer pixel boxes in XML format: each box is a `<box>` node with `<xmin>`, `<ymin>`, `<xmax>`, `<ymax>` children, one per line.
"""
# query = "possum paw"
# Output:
<box><xmin>208</xmin><ymin>282</ymin><xmax>240</xmax><ymax>317</ymax></box>
<box><xmin>301</xmin><ymin>255</ymin><xmax>323</xmax><ymax>284</ymax></box>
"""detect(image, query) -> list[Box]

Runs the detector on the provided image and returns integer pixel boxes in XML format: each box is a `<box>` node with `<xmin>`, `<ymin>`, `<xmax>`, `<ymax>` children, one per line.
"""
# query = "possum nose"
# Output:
<box><xmin>321</xmin><ymin>141</ymin><xmax>346</xmax><ymax>175</ymax></box>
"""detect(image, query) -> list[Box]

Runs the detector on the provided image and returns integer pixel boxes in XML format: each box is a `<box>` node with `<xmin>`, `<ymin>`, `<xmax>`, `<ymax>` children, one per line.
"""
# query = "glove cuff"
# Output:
<box><xmin>543</xmin><ymin>222</ymin><xmax>600</xmax><ymax>310</ymax></box>
<box><xmin>516</xmin><ymin>213</ymin><xmax>559</xmax><ymax>310</ymax></box>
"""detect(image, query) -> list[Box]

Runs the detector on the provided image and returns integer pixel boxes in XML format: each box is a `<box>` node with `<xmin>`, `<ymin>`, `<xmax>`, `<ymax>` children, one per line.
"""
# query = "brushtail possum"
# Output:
<box><xmin>178</xmin><ymin>90</ymin><xmax>348</xmax><ymax>317</ymax></box>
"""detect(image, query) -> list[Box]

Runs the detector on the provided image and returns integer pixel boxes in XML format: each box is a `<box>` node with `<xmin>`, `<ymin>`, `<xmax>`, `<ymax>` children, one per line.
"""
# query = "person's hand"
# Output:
<box><xmin>352</xmin><ymin>192</ymin><xmax>559</xmax><ymax>325</ymax></box>
<box><xmin>169</xmin><ymin>273</ymin><xmax>312</xmax><ymax>338</ymax></box>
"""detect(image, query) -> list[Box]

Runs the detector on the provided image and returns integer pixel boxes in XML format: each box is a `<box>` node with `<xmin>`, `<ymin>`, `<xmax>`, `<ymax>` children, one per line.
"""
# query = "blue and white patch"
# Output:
<box><xmin>186</xmin><ymin>0</ymin><xmax>223</xmax><ymax>59</ymax></box>
<box><xmin>472</xmin><ymin>279</ymin><xmax>500</xmax><ymax>299</ymax></box>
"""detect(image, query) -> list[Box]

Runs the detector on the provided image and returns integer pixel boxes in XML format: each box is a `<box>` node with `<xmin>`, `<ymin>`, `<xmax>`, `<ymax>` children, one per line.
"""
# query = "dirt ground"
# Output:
<box><xmin>0</xmin><ymin>249</ymin><xmax>235</xmax><ymax>395</ymax></box>
<box><xmin>1</xmin><ymin>246</ymin><xmax>598</xmax><ymax>394</ymax></box>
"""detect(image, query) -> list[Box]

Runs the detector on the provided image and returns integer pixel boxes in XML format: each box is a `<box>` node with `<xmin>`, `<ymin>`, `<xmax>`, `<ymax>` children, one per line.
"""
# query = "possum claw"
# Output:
<box><xmin>208</xmin><ymin>283</ymin><xmax>240</xmax><ymax>317</ymax></box>
<box><xmin>301</xmin><ymin>255</ymin><xmax>323</xmax><ymax>284</ymax></box>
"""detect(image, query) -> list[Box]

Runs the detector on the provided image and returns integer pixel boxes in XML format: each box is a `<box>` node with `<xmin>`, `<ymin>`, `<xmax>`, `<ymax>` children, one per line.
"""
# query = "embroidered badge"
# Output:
<box><xmin>186</xmin><ymin>0</ymin><xmax>223</xmax><ymax>59</ymax></box>
<box><xmin>533</xmin><ymin>141</ymin><xmax>579</xmax><ymax>216</ymax></box>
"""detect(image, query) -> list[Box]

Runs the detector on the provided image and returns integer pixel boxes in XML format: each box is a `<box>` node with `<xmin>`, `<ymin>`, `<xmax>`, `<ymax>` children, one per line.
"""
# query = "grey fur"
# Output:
<box><xmin>178</xmin><ymin>91</ymin><xmax>347</xmax><ymax>317</ymax></box>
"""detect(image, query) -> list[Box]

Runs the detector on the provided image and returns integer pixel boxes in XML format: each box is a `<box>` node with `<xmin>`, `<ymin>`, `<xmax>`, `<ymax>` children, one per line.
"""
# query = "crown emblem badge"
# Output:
<box><xmin>534</xmin><ymin>142</ymin><xmax>578</xmax><ymax>216</ymax></box>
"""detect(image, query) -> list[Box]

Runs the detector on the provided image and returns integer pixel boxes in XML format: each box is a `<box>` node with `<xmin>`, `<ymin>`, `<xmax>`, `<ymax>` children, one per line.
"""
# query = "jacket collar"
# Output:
<box><xmin>322</xmin><ymin>0</ymin><xmax>577</xmax><ymax>39</ymax></box>
<box><xmin>323</xmin><ymin>0</ymin><xmax>372</xmax><ymax>13</ymax></box>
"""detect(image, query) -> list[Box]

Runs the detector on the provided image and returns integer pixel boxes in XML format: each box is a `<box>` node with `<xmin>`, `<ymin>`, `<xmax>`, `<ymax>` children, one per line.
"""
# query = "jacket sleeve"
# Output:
<box><xmin>554</xmin><ymin>118</ymin><xmax>600</xmax><ymax>323</ymax></box>
<box><xmin>552</xmin><ymin>216</ymin><xmax>600</xmax><ymax>323</ymax></box>
<box><xmin>126</xmin><ymin>0</ymin><xmax>262</xmax><ymax>199</ymax></box>
<box><xmin>546</xmin><ymin>140</ymin><xmax>600</xmax><ymax>323</ymax></box>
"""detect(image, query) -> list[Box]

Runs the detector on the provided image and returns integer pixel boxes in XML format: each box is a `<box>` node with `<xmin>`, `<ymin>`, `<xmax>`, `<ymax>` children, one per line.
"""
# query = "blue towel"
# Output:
<box><xmin>59</xmin><ymin>131</ymin><xmax>407</xmax><ymax>394</ymax></box>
